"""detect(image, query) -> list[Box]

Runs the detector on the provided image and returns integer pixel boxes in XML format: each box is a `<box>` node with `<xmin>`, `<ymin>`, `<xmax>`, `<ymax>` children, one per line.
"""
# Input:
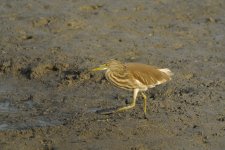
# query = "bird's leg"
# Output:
<box><xmin>115</xmin><ymin>89</ymin><xmax>139</xmax><ymax>113</ymax></box>
<box><xmin>141</xmin><ymin>92</ymin><xmax>147</xmax><ymax>118</ymax></box>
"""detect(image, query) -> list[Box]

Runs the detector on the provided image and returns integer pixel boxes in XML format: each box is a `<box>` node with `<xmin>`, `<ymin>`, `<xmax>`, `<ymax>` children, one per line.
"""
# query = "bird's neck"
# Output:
<box><xmin>106</xmin><ymin>69</ymin><xmax>128</xmax><ymax>79</ymax></box>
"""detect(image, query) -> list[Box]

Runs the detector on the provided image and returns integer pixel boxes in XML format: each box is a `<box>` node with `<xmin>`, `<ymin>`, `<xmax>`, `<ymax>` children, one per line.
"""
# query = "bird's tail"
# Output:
<box><xmin>158</xmin><ymin>68</ymin><xmax>174</xmax><ymax>77</ymax></box>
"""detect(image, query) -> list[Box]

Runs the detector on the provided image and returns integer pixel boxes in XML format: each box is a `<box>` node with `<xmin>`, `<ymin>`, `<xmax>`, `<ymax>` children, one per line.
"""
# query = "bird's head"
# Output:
<box><xmin>92</xmin><ymin>60</ymin><xmax>126</xmax><ymax>72</ymax></box>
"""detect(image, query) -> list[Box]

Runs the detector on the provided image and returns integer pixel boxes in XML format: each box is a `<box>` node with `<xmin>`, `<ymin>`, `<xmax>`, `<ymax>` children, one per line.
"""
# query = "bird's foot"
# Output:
<box><xmin>144</xmin><ymin>113</ymin><xmax>149</xmax><ymax>120</ymax></box>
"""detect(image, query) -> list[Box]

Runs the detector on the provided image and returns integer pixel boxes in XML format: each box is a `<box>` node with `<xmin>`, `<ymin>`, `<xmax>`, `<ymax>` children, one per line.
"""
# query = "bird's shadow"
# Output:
<box><xmin>96</xmin><ymin>107</ymin><xmax>149</xmax><ymax>119</ymax></box>
<box><xmin>96</xmin><ymin>107</ymin><xmax>119</xmax><ymax>115</ymax></box>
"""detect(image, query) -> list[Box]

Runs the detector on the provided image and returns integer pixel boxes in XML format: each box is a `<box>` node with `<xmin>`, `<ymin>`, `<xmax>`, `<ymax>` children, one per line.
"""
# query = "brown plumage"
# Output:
<box><xmin>92</xmin><ymin>60</ymin><xmax>173</xmax><ymax>117</ymax></box>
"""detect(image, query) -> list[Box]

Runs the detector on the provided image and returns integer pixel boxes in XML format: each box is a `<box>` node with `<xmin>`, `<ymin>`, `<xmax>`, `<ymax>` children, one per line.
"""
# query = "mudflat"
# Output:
<box><xmin>0</xmin><ymin>0</ymin><xmax>225</xmax><ymax>149</ymax></box>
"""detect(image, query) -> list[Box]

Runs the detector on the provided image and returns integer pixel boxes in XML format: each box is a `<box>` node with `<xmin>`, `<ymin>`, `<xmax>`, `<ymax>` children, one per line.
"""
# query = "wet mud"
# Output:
<box><xmin>0</xmin><ymin>0</ymin><xmax>225</xmax><ymax>149</ymax></box>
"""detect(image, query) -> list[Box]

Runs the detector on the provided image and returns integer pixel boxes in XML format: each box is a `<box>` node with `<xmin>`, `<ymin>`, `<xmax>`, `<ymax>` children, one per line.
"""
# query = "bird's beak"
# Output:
<box><xmin>92</xmin><ymin>64</ymin><xmax>108</xmax><ymax>71</ymax></box>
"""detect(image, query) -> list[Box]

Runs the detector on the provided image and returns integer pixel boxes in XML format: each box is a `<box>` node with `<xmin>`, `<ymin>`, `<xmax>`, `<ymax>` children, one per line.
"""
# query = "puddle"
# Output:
<box><xmin>36</xmin><ymin>116</ymin><xmax>62</xmax><ymax>127</ymax></box>
<box><xmin>0</xmin><ymin>98</ymin><xmax>64</xmax><ymax>131</ymax></box>
<box><xmin>24</xmin><ymin>100</ymin><xmax>35</xmax><ymax>109</ymax></box>
<box><xmin>0</xmin><ymin>77</ymin><xmax>66</xmax><ymax>131</ymax></box>
<box><xmin>0</xmin><ymin>124</ymin><xmax>9</xmax><ymax>130</ymax></box>
<box><xmin>0</xmin><ymin>100</ymin><xmax>17</xmax><ymax>113</ymax></box>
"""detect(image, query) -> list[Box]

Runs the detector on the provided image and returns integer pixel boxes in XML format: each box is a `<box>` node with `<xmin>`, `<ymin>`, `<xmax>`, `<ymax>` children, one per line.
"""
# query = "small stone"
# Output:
<box><xmin>183</xmin><ymin>73</ymin><xmax>194</xmax><ymax>80</ymax></box>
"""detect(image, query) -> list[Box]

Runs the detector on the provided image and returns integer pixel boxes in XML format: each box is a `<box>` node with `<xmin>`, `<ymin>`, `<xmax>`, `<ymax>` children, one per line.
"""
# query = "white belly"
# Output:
<box><xmin>134</xmin><ymin>79</ymin><xmax>148</xmax><ymax>91</ymax></box>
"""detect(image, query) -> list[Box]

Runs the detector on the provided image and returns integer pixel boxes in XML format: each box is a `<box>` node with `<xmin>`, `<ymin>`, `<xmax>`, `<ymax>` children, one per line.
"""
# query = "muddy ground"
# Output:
<box><xmin>0</xmin><ymin>0</ymin><xmax>225</xmax><ymax>149</ymax></box>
